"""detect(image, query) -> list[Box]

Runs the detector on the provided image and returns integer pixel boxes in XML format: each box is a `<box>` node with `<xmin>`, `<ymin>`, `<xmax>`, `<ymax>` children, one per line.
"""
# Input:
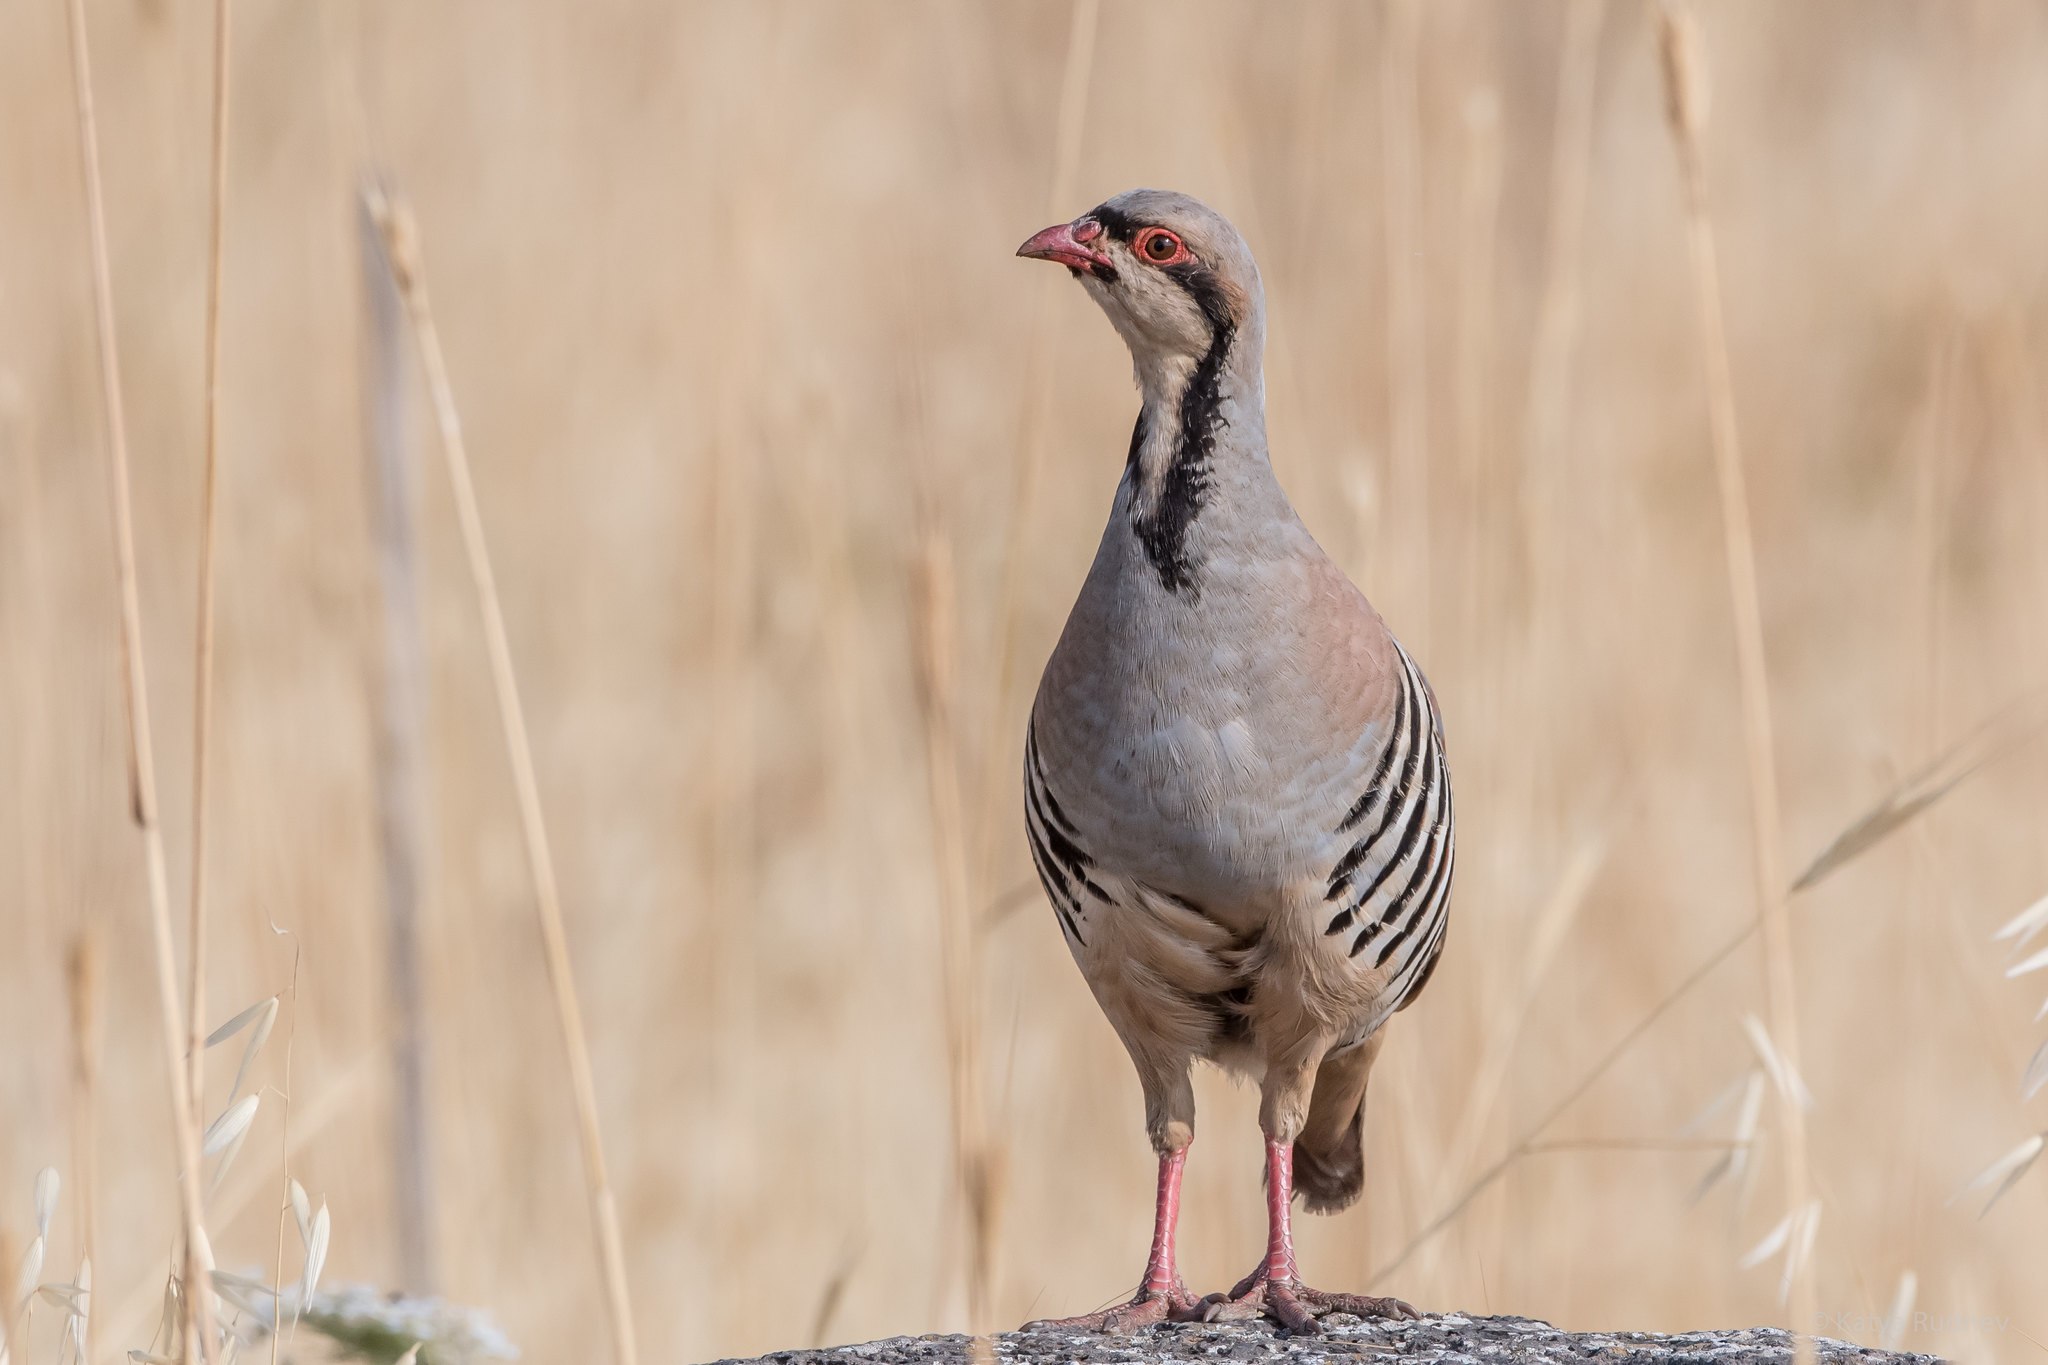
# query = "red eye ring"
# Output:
<box><xmin>1133</xmin><ymin>227</ymin><xmax>1188</xmax><ymax>266</ymax></box>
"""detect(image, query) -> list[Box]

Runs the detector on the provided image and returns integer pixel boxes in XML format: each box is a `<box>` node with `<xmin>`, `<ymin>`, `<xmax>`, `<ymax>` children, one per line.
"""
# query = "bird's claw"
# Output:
<box><xmin>1026</xmin><ymin>1283</ymin><xmax>1203</xmax><ymax>1334</ymax></box>
<box><xmin>1197</xmin><ymin>1273</ymin><xmax>1420</xmax><ymax>1335</ymax></box>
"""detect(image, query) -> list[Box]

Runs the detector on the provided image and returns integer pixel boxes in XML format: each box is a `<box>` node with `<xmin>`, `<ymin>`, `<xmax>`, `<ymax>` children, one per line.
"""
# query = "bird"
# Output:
<box><xmin>1015</xmin><ymin>189</ymin><xmax>1452</xmax><ymax>1334</ymax></box>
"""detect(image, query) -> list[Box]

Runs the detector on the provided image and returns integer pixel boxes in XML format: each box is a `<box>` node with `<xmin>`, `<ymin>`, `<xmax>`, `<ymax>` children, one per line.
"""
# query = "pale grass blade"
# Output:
<box><xmin>2003</xmin><ymin>943</ymin><xmax>2048</xmax><ymax>979</ymax></box>
<box><xmin>1779</xmin><ymin>1201</ymin><xmax>1821</xmax><ymax>1307</ymax></box>
<box><xmin>1678</xmin><ymin>1070</ymin><xmax>1749</xmax><ymax>1138</ymax></box>
<box><xmin>208</xmin><ymin>1272</ymin><xmax>276</xmax><ymax>1321</ymax></box>
<box><xmin>1791</xmin><ymin>695</ymin><xmax>2045</xmax><ymax>892</ymax></box>
<box><xmin>1880</xmin><ymin>1271</ymin><xmax>1916</xmax><ymax>1352</ymax></box>
<box><xmin>14</xmin><ymin>1236</ymin><xmax>44</xmax><ymax>1311</ymax></box>
<box><xmin>65</xmin><ymin>1259</ymin><xmax>90</xmax><ymax>1365</ymax></box>
<box><xmin>204</xmin><ymin>997</ymin><xmax>276</xmax><ymax>1049</ymax></box>
<box><xmin>207</xmin><ymin>1123</ymin><xmax>252</xmax><ymax>1201</ymax></box>
<box><xmin>1993</xmin><ymin>894</ymin><xmax>2048</xmax><ymax>950</ymax></box>
<box><xmin>37</xmin><ymin>1283</ymin><xmax>87</xmax><ymax>1314</ymax></box>
<box><xmin>202</xmin><ymin>1095</ymin><xmax>259</xmax><ymax>1158</ymax></box>
<box><xmin>1688</xmin><ymin>1070</ymin><xmax>1765</xmax><ymax>1202</ymax></box>
<box><xmin>1738</xmin><ymin>1208</ymin><xmax>1794</xmax><ymax>1270</ymax></box>
<box><xmin>396</xmin><ymin>1346</ymin><xmax>422</xmax><ymax>1365</ymax></box>
<box><xmin>2023</xmin><ymin>1038</ymin><xmax>2048</xmax><ymax>1102</ymax></box>
<box><xmin>1742</xmin><ymin>1015</ymin><xmax>1814</xmax><ymax>1109</ymax></box>
<box><xmin>225</xmin><ymin>998</ymin><xmax>277</xmax><ymax>1104</ymax></box>
<box><xmin>1729</xmin><ymin>1071</ymin><xmax>1766</xmax><ymax>1183</ymax></box>
<box><xmin>33</xmin><ymin>1168</ymin><xmax>59</xmax><ymax>1242</ymax></box>
<box><xmin>1949</xmin><ymin>1133</ymin><xmax>2044</xmax><ymax>1216</ymax></box>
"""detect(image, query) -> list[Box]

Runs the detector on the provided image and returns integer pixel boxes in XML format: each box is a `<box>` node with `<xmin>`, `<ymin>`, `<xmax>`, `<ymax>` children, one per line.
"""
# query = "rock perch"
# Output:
<box><xmin>706</xmin><ymin>1314</ymin><xmax>1945</xmax><ymax>1365</ymax></box>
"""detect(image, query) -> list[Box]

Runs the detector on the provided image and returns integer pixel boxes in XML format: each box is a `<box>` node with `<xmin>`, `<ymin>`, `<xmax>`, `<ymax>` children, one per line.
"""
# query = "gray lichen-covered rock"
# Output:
<box><xmin>708</xmin><ymin>1314</ymin><xmax>1945</xmax><ymax>1365</ymax></box>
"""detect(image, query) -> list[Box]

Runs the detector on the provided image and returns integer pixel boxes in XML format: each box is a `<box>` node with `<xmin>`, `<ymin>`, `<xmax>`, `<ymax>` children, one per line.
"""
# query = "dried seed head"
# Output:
<box><xmin>201</xmin><ymin>1095</ymin><xmax>260</xmax><ymax>1158</ymax></box>
<box><xmin>14</xmin><ymin>1236</ymin><xmax>44</xmax><ymax>1311</ymax></box>
<box><xmin>301</xmin><ymin>1204</ymin><xmax>331</xmax><ymax>1306</ymax></box>
<box><xmin>289</xmin><ymin>1180</ymin><xmax>312</xmax><ymax>1247</ymax></box>
<box><xmin>1656</xmin><ymin>4</ymin><xmax>1711</xmax><ymax>140</ymax></box>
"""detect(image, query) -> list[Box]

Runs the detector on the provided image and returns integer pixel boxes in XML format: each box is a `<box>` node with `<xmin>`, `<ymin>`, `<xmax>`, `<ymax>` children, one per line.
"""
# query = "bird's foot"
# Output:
<box><xmin>1027</xmin><ymin>1283</ymin><xmax>1203</xmax><ymax>1333</ymax></box>
<box><xmin>1197</xmin><ymin>1269</ymin><xmax>1420</xmax><ymax>1335</ymax></box>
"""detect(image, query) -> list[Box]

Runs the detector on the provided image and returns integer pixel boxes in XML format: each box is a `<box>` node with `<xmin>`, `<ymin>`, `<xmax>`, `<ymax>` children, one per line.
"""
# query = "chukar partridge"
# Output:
<box><xmin>1016</xmin><ymin>190</ymin><xmax>1450</xmax><ymax>1334</ymax></box>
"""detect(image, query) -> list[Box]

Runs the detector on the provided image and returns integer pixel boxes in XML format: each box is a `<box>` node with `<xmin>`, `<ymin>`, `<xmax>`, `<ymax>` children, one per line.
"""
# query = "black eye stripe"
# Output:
<box><xmin>1087</xmin><ymin>202</ymin><xmax>1141</xmax><ymax>243</ymax></box>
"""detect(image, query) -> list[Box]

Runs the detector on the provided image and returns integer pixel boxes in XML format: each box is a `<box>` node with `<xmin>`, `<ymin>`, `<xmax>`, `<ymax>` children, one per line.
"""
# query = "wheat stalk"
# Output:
<box><xmin>58</xmin><ymin>1</ymin><xmax>220</xmax><ymax>1358</ymax></box>
<box><xmin>367</xmin><ymin>185</ymin><xmax>640</xmax><ymax>1365</ymax></box>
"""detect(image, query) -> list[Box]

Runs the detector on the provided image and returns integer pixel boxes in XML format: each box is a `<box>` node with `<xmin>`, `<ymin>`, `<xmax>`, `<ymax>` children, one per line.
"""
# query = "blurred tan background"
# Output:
<box><xmin>4</xmin><ymin>1</ymin><xmax>2047</xmax><ymax>1361</ymax></box>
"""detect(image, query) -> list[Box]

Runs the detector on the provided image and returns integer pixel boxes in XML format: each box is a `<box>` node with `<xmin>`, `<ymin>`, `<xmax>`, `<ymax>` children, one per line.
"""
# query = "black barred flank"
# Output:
<box><xmin>1322</xmin><ymin>644</ymin><xmax>1455</xmax><ymax>997</ymax></box>
<box><xmin>1338</xmin><ymin>689</ymin><xmax>1407</xmax><ymax>834</ymax></box>
<box><xmin>1326</xmin><ymin>676</ymin><xmax>1425</xmax><ymax>899</ymax></box>
<box><xmin>1027</xmin><ymin>725</ymin><xmax>1084</xmax><ymax>841</ymax></box>
<box><xmin>1369</xmin><ymin>825</ymin><xmax>1449</xmax><ymax>968</ymax></box>
<box><xmin>1026</xmin><ymin>827</ymin><xmax>1086</xmax><ymax>946</ymax></box>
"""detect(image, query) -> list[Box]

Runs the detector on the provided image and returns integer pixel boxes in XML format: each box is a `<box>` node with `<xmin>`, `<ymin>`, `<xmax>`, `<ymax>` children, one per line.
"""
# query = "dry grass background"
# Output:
<box><xmin>3</xmin><ymin>1</ymin><xmax>2048</xmax><ymax>1361</ymax></box>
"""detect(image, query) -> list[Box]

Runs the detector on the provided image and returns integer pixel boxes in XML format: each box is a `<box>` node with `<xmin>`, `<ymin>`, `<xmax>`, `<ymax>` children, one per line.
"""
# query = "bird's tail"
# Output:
<box><xmin>1292</xmin><ymin>1032</ymin><xmax>1385</xmax><ymax>1214</ymax></box>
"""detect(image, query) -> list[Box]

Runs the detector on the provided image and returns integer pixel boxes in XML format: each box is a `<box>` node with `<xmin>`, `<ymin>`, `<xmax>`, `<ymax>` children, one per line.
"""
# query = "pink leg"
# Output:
<box><xmin>1201</xmin><ymin>1138</ymin><xmax>1421</xmax><ymax>1335</ymax></box>
<box><xmin>1029</xmin><ymin>1146</ymin><xmax>1199</xmax><ymax>1331</ymax></box>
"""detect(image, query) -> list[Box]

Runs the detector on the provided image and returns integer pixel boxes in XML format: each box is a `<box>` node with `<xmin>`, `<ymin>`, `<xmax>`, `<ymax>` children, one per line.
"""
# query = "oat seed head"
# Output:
<box><xmin>301</xmin><ymin>1204</ymin><xmax>330</xmax><ymax>1307</ymax></box>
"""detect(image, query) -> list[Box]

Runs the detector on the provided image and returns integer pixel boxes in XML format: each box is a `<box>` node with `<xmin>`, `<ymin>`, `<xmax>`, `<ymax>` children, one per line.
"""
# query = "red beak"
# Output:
<box><xmin>1017</xmin><ymin>220</ymin><xmax>1111</xmax><ymax>273</ymax></box>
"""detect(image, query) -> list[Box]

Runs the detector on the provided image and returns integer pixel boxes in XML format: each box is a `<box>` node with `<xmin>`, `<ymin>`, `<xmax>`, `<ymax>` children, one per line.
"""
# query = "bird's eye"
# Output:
<box><xmin>1136</xmin><ymin>228</ymin><xmax>1185</xmax><ymax>264</ymax></box>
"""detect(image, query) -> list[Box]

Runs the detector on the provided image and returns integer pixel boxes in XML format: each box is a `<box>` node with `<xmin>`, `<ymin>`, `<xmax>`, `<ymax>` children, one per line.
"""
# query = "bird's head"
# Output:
<box><xmin>1017</xmin><ymin>189</ymin><xmax>1262</xmax><ymax>388</ymax></box>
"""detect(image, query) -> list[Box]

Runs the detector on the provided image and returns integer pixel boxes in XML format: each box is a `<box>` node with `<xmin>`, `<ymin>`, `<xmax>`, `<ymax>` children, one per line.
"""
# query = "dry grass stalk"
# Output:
<box><xmin>909</xmin><ymin>416</ymin><xmax>1001</xmax><ymax>1334</ymax></box>
<box><xmin>969</xmin><ymin>0</ymin><xmax>1100</xmax><ymax>894</ymax></box>
<box><xmin>58</xmin><ymin>0</ymin><xmax>220</xmax><ymax>1357</ymax></box>
<box><xmin>269</xmin><ymin>926</ymin><xmax>300</xmax><ymax>1365</ymax></box>
<box><xmin>1792</xmin><ymin>691</ymin><xmax>2046</xmax><ymax>891</ymax></box>
<box><xmin>1380</xmin><ymin>0</ymin><xmax>1430</xmax><ymax>642</ymax></box>
<box><xmin>368</xmin><ymin>187</ymin><xmax>640</xmax><ymax>1365</ymax></box>
<box><xmin>0</xmin><ymin>1225</ymin><xmax>15</xmax><ymax>1365</ymax></box>
<box><xmin>1372</xmin><ymin>688</ymin><xmax>2019</xmax><ymax>1285</ymax></box>
<box><xmin>359</xmin><ymin>184</ymin><xmax>439</xmax><ymax>1294</ymax></box>
<box><xmin>186</xmin><ymin>0</ymin><xmax>235</xmax><ymax>1175</ymax></box>
<box><xmin>99</xmin><ymin>1039</ymin><xmax>366</xmax><ymax>1356</ymax></box>
<box><xmin>64</xmin><ymin>935</ymin><xmax>99</xmax><ymax>1356</ymax></box>
<box><xmin>1656</xmin><ymin>6</ymin><xmax>1815</xmax><ymax>1353</ymax></box>
<box><xmin>1419</xmin><ymin>838</ymin><xmax>1602</xmax><ymax>1283</ymax></box>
